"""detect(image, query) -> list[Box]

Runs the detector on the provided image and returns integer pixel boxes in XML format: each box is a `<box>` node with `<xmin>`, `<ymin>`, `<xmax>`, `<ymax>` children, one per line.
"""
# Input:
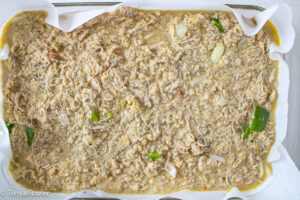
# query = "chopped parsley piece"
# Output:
<box><xmin>91</xmin><ymin>109</ymin><xmax>100</xmax><ymax>122</ymax></box>
<box><xmin>5</xmin><ymin>122</ymin><xmax>15</xmax><ymax>134</ymax></box>
<box><xmin>243</xmin><ymin>124</ymin><xmax>251</xmax><ymax>139</ymax></box>
<box><xmin>211</xmin><ymin>17</ymin><xmax>225</xmax><ymax>32</ymax></box>
<box><xmin>107</xmin><ymin>112</ymin><xmax>113</xmax><ymax>119</ymax></box>
<box><xmin>147</xmin><ymin>151</ymin><xmax>162</xmax><ymax>161</ymax></box>
<box><xmin>250</xmin><ymin>106</ymin><xmax>270</xmax><ymax>132</ymax></box>
<box><xmin>242</xmin><ymin>106</ymin><xmax>270</xmax><ymax>139</ymax></box>
<box><xmin>25</xmin><ymin>126</ymin><xmax>34</xmax><ymax>147</ymax></box>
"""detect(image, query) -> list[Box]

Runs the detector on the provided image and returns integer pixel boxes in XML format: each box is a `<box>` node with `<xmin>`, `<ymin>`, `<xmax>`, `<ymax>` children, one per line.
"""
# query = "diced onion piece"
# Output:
<box><xmin>210</xmin><ymin>43</ymin><xmax>224</xmax><ymax>64</ymax></box>
<box><xmin>195</xmin><ymin>77</ymin><xmax>205</xmax><ymax>85</ymax></box>
<box><xmin>11</xmin><ymin>16</ymin><xmax>25</xmax><ymax>23</ymax></box>
<box><xmin>58</xmin><ymin>111</ymin><xmax>69</xmax><ymax>126</ymax></box>
<box><xmin>219</xmin><ymin>94</ymin><xmax>227</xmax><ymax>106</ymax></box>
<box><xmin>265</xmin><ymin>164</ymin><xmax>272</xmax><ymax>177</ymax></box>
<box><xmin>211</xmin><ymin>154</ymin><xmax>225</xmax><ymax>162</ymax></box>
<box><xmin>269</xmin><ymin>69</ymin><xmax>276</xmax><ymax>83</ymax></box>
<box><xmin>176</xmin><ymin>24</ymin><xmax>188</xmax><ymax>38</ymax></box>
<box><xmin>198</xmin><ymin>156</ymin><xmax>206</xmax><ymax>171</ymax></box>
<box><xmin>166</xmin><ymin>162</ymin><xmax>177</xmax><ymax>177</ymax></box>
<box><xmin>130</xmin><ymin>184</ymin><xmax>139</xmax><ymax>191</ymax></box>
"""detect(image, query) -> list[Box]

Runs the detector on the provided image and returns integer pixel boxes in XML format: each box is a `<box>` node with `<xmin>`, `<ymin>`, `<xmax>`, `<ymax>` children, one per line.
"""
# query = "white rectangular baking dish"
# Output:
<box><xmin>0</xmin><ymin>0</ymin><xmax>297</xmax><ymax>200</ymax></box>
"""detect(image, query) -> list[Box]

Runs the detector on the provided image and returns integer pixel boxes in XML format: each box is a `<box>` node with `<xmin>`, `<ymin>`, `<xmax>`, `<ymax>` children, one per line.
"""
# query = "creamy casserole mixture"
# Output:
<box><xmin>1</xmin><ymin>7</ymin><xmax>278</xmax><ymax>193</ymax></box>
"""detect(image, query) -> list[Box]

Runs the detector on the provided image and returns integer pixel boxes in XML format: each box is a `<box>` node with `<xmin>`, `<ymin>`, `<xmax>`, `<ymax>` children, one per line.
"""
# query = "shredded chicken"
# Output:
<box><xmin>2</xmin><ymin>7</ymin><xmax>277</xmax><ymax>194</ymax></box>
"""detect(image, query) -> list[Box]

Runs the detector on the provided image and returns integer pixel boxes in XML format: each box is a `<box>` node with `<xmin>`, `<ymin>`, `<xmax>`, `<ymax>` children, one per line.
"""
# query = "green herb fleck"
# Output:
<box><xmin>147</xmin><ymin>151</ymin><xmax>162</xmax><ymax>161</ymax></box>
<box><xmin>13</xmin><ymin>158</ymin><xmax>19</xmax><ymax>163</ymax></box>
<box><xmin>107</xmin><ymin>112</ymin><xmax>113</xmax><ymax>119</ymax></box>
<box><xmin>211</xmin><ymin>17</ymin><xmax>225</xmax><ymax>32</ymax></box>
<box><xmin>91</xmin><ymin>109</ymin><xmax>100</xmax><ymax>122</ymax></box>
<box><xmin>254</xmin><ymin>149</ymin><xmax>262</xmax><ymax>156</ymax></box>
<box><xmin>243</xmin><ymin>124</ymin><xmax>251</xmax><ymax>139</ymax></box>
<box><xmin>118</xmin><ymin>100</ymin><xmax>128</xmax><ymax>108</ymax></box>
<box><xmin>25</xmin><ymin>126</ymin><xmax>34</xmax><ymax>147</ymax></box>
<box><xmin>250</xmin><ymin>106</ymin><xmax>270</xmax><ymax>132</ymax></box>
<box><xmin>5</xmin><ymin>122</ymin><xmax>15</xmax><ymax>134</ymax></box>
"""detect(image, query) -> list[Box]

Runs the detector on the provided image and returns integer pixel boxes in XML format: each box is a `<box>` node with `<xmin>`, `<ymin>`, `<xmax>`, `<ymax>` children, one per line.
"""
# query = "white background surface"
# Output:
<box><xmin>49</xmin><ymin>0</ymin><xmax>300</xmax><ymax>169</ymax></box>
